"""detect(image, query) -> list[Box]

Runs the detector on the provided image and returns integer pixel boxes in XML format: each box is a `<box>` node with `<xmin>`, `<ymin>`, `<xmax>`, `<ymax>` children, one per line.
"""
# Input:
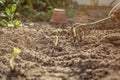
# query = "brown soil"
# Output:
<box><xmin>0</xmin><ymin>8</ymin><xmax>120</xmax><ymax>80</ymax></box>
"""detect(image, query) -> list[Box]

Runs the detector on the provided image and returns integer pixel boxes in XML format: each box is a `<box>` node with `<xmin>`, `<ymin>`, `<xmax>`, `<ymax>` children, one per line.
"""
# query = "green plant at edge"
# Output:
<box><xmin>54</xmin><ymin>30</ymin><xmax>59</xmax><ymax>47</ymax></box>
<box><xmin>0</xmin><ymin>4</ymin><xmax>21</xmax><ymax>29</ymax></box>
<box><xmin>10</xmin><ymin>47</ymin><xmax>21</xmax><ymax>71</ymax></box>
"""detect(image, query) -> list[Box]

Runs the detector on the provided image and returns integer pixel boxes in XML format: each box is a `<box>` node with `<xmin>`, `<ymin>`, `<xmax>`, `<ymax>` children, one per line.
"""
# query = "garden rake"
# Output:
<box><xmin>71</xmin><ymin>1</ymin><xmax>120</xmax><ymax>43</ymax></box>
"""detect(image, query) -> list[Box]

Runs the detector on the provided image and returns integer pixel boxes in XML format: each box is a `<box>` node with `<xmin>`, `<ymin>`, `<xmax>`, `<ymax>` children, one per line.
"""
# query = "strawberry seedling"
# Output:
<box><xmin>10</xmin><ymin>47</ymin><xmax>21</xmax><ymax>72</ymax></box>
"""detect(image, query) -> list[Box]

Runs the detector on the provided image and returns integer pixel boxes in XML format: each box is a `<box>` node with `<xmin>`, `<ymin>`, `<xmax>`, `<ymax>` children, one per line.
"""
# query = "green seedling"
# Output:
<box><xmin>10</xmin><ymin>47</ymin><xmax>21</xmax><ymax>71</ymax></box>
<box><xmin>54</xmin><ymin>30</ymin><xmax>59</xmax><ymax>47</ymax></box>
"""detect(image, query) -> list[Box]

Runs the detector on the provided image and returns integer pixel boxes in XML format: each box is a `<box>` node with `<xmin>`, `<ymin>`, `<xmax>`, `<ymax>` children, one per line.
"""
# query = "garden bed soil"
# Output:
<box><xmin>0</xmin><ymin>8</ymin><xmax>120</xmax><ymax>80</ymax></box>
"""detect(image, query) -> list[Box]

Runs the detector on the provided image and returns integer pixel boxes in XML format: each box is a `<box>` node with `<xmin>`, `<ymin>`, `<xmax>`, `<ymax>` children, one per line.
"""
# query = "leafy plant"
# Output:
<box><xmin>0</xmin><ymin>4</ymin><xmax>21</xmax><ymax>29</ymax></box>
<box><xmin>0</xmin><ymin>0</ymin><xmax>73</xmax><ymax>21</ymax></box>
<box><xmin>19</xmin><ymin>0</ymin><xmax>72</xmax><ymax>21</ymax></box>
<box><xmin>10</xmin><ymin>47</ymin><xmax>21</xmax><ymax>71</ymax></box>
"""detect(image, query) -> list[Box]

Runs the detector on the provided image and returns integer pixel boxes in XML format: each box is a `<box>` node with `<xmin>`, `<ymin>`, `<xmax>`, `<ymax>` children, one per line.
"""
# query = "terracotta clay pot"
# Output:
<box><xmin>50</xmin><ymin>8</ymin><xmax>67</xmax><ymax>24</ymax></box>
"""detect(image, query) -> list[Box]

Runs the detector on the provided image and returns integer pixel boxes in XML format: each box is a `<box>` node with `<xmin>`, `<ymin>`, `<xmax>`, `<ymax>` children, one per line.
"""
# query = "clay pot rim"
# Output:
<box><xmin>54</xmin><ymin>8</ymin><xmax>65</xmax><ymax>11</ymax></box>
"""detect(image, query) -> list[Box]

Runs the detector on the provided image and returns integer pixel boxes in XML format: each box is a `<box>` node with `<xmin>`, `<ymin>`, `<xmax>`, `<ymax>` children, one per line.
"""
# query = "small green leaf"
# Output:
<box><xmin>13</xmin><ymin>47</ymin><xmax>21</xmax><ymax>55</ymax></box>
<box><xmin>14</xmin><ymin>19</ymin><xmax>20</xmax><ymax>27</ymax></box>
<box><xmin>39</xmin><ymin>1</ymin><xmax>46</xmax><ymax>7</ymax></box>
<box><xmin>15</xmin><ymin>12</ymin><xmax>20</xmax><ymax>17</ymax></box>
<box><xmin>0</xmin><ymin>1</ymin><xmax>3</xmax><ymax>4</ymax></box>
<box><xmin>0</xmin><ymin>12</ymin><xmax>6</xmax><ymax>17</ymax></box>
<box><xmin>0</xmin><ymin>19</ymin><xmax>8</xmax><ymax>27</ymax></box>
<box><xmin>5</xmin><ymin>8</ymin><xmax>10</xmax><ymax>15</ymax></box>
<box><xmin>47</xmin><ymin>6</ymin><xmax>53</xmax><ymax>10</ymax></box>
<box><xmin>11</xmin><ymin>4</ymin><xmax>17</xmax><ymax>13</ymax></box>
<box><xmin>11</xmin><ymin>47</ymin><xmax>21</xmax><ymax>60</ymax></box>
<box><xmin>8</xmin><ymin>23</ymin><xmax>14</xmax><ymax>28</ymax></box>
<box><xmin>54</xmin><ymin>30</ymin><xmax>59</xmax><ymax>36</ymax></box>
